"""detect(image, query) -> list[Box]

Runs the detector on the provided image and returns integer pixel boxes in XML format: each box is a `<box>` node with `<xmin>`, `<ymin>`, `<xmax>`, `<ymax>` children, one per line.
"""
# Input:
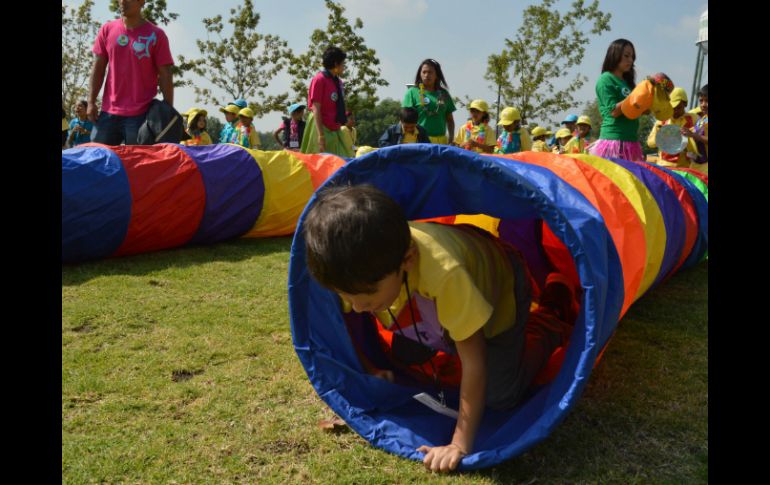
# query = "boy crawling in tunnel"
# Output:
<box><xmin>303</xmin><ymin>184</ymin><xmax>579</xmax><ymax>472</ymax></box>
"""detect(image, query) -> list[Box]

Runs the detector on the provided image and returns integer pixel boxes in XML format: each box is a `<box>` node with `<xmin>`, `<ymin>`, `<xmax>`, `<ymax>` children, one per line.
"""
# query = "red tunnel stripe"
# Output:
<box><xmin>112</xmin><ymin>144</ymin><xmax>206</xmax><ymax>257</ymax></box>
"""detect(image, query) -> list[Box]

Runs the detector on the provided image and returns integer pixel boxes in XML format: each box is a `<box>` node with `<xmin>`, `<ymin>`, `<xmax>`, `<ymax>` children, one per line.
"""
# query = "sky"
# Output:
<box><xmin>67</xmin><ymin>0</ymin><xmax>708</xmax><ymax>133</ymax></box>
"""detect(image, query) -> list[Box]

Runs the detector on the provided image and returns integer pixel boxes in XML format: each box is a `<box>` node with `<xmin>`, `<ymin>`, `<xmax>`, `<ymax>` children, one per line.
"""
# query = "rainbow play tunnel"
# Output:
<box><xmin>287</xmin><ymin>144</ymin><xmax>707</xmax><ymax>470</ymax></box>
<box><xmin>61</xmin><ymin>143</ymin><xmax>346</xmax><ymax>263</ymax></box>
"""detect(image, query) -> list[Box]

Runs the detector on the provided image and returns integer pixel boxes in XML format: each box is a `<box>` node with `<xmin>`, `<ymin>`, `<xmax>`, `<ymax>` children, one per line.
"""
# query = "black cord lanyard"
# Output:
<box><xmin>385</xmin><ymin>271</ymin><xmax>446</xmax><ymax>406</ymax></box>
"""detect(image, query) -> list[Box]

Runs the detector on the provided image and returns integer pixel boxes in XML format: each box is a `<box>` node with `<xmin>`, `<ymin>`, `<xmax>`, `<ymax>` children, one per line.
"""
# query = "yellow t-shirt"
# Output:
<box><xmin>375</xmin><ymin>222</ymin><xmax>517</xmax><ymax>342</ymax></box>
<box><xmin>454</xmin><ymin>121</ymin><xmax>497</xmax><ymax>153</ymax></box>
<box><xmin>401</xmin><ymin>130</ymin><xmax>419</xmax><ymax>144</ymax></box>
<box><xmin>531</xmin><ymin>140</ymin><xmax>550</xmax><ymax>152</ymax></box>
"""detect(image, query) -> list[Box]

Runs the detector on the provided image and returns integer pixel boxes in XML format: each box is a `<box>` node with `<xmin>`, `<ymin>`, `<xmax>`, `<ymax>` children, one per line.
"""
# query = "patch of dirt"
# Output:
<box><xmin>171</xmin><ymin>369</ymin><xmax>204</xmax><ymax>382</ymax></box>
<box><xmin>71</xmin><ymin>323</ymin><xmax>94</xmax><ymax>333</ymax></box>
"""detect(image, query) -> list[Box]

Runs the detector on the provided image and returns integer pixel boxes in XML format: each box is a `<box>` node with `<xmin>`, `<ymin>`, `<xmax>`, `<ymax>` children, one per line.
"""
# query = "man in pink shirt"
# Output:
<box><xmin>87</xmin><ymin>0</ymin><xmax>174</xmax><ymax>145</ymax></box>
<box><xmin>299</xmin><ymin>46</ymin><xmax>352</xmax><ymax>157</ymax></box>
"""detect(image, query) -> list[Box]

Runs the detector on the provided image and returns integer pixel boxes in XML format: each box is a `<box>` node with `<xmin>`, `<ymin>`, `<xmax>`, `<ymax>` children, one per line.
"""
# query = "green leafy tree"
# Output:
<box><xmin>177</xmin><ymin>0</ymin><xmax>292</xmax><ymax>118</ymax></box>
<box><xmin>258</xmin><ymin>132</ymin><xmax>282</xmax><ymax>150</ymax></box>
<box><xmin>205</xmin><ymin>116</ymin><xmax>224</xmax><ymax>142</ymax></box>
<box><xmin>62</xmin><ymin>0</ymin><xmax>100</xmax><ymax>116</ymax></box>
<box><xmin>109</xmin><ymin>0</ymin><xmax>178</xmax><ymax>25</ymax></box>
<box><xmin>638</xmin><ymin>114</ymin><xmax>657</xmax><ymax>155</ymax></box>
<box><xmin>355</xmin><ymin>98</ymin><xmax>402</xmax><ymax>147</ymax></box>
<box><xmin>484</xmin><ymin>0</ymin><xmax>611</xmax><ymax>127</ymax></box>
<box><xmin>288</xmin><ymin>0</ymin><xmax>388</xmax><ymax>114</ymax></box>
<box><xmin>582</xmin><ymin>99</ymin><xmax>602</xmax><ymax>138</ymax></box>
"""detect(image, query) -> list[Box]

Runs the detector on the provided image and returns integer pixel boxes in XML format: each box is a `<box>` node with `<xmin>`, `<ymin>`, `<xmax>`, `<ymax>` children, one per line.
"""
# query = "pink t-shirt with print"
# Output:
<box><xmin>308</xmin><ymin>71</ymin><xmax>343</xmax><ymax>131</ymax></box>
<box><xmin>92</xmin><ymin>19</ymin><xmax>174</xmax><ymax>117</ymax></box>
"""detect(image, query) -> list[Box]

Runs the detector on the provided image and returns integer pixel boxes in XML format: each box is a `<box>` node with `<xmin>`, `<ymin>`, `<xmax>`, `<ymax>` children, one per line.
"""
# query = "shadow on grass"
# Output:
<box><xmin>467</xmin><ymin>263</ymin><xmax>708</xmax><ymax>483</ymax></box>
<box><xmin>62</xmin><ymin>236</ymin><xmax>294</xmax><ymax>286</ymax></box>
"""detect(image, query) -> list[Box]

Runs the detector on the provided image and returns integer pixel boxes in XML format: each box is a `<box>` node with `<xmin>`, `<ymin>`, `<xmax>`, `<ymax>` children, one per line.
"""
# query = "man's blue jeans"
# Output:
<box><xmin>91</xmin><ymin>111</ymin><xmax>147</xmax><ymax>145</ymax></box>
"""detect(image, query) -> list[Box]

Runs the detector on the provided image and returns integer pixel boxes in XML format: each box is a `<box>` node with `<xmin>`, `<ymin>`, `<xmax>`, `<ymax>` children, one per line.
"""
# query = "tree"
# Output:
<box><xmin>288</xmin><ymin>0</ymin><xmax>388</xmax><ymax>114</ymax></box>
<box><xmin>582</xmin><ymin>99</ymin><xmax>602</xmax><ymax>137</ymax></box>
<box><xmin>484</xmin><ymin>0</ymin><xmax>611</xmax><ymax>127</ymax></box>
<box><xmin>355</xmin><ymin>98</ymin><xmax>402</xmax><ymax>147</ymax></box>
<box><xmin>205</xmin><ymin>116</ymin><xmax>224</xmax><ymax>142</ymax></box>
<box><xmin>638</xmin><ymin>114</ymin><xmax>657</xmax><ymax>155</ymax></box>
<box><xmin>62</xmin><ymin>0</ymin><xmax>100</xmax><ymax>117</ymax></box>
<box><xmin>109</xmin><ymin>0</ymin><xmax>178</xmax><ymax>25</ymax></box>
<box><xmin>177</xmin><ymin>0</ymin><xmax>292</xmax><ymax>118</ymax></box>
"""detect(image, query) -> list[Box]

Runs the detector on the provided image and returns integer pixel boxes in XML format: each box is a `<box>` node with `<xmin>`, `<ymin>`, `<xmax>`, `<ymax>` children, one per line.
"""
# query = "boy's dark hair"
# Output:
<box><xmin>413</xmin><ymin>58</ymin><xmax>450</xmax><ymax>91</ymax></box>
<box><xmin>698</xmin><ymin>84</ymin><xmax>708</xmax><ymax>98</ymax></box>
<box><xmin>322</xmin><ymin>46</ymin><xmax>347</xmax><ymax>70</ymax></box>
<box><xmin>400</xmin><ymin>107</ymin><xmax>419</xmax><ymax>124</ymax></box>
<box><xmin>601</xmin><ymin>38</ymin><xmax>636</xmax><ymax>88</ymax></box>
<box><xmin>77</xmin><ymin>99</ymin><xmax>88</xmax><ymax>108</ymax></box>
<box><xmin>303</xmin><ymin>184</ymin><xmax>411</xmax><ymax>294</ymax></box>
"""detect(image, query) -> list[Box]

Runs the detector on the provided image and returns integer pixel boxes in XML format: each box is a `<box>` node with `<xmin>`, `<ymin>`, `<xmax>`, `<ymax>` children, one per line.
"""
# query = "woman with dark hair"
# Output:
<box><xmin>402</xmin><ymin>59</ymin><xmax>456</xmax><ymax>144</ymax></box>
<box><xmin>300</xmin><ymin>46</ymin><xmax>353</xmax><ymax>157</ymax></box>
<box><xmin>589</xmin><ymin>38</ymin><xmax>644</xmax><ymax>161</ymax></box>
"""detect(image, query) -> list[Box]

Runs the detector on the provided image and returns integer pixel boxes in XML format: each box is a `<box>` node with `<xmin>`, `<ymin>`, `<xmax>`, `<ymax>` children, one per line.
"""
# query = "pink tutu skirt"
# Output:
<box><xmin>588</xmin><ymin>139</ymin><xmax>644</xmax><ymax>161</ymax></box>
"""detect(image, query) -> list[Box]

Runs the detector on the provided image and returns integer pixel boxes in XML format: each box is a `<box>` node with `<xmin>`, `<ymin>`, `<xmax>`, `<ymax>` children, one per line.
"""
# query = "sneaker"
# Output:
<box><xmin>539</xmin><ymin>273</ymin><xmax>579</xmax><ymax>325</ymax></box>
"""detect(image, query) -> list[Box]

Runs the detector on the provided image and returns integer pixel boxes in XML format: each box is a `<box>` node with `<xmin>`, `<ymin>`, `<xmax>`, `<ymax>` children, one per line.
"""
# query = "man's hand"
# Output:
<box><xmin>87</xmin><ymin>102</ymin><xmax>99</xmax><ymax>123</ymax></box>
<box><xmin>417</xmin><ymin>444</ymin><xmax>466</xmax><ymax>472</ymax></box>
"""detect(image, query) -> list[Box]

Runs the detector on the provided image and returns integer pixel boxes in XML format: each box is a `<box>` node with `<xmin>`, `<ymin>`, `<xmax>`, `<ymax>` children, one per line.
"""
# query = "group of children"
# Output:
<box><xmin>180</xmin><ymin>98</ymin><xmax>260</xmax><ymax>149</ymax></box>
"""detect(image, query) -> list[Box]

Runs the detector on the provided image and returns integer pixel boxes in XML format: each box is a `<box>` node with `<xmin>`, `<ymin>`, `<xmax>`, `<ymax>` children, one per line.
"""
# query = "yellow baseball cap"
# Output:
<box><xmin>219</xmin><ymin>104</ymin><xmax>241</xmax><ymax>115</ymax></box>
<box><xmin>498</xmin><ymin>107</ymin><xmax>521</xmax><ymax>126</ymax></box>
<box><xmin>238</xmin><ymin>107</ymin><xmax>255</xmax><ymax>119</ymax></box>
<box><xmin>669</xmin><ymin>87</ymin><xmax>688</xmax><ymax>108</ymax></box>
<box><xmin>576</xmin><ymin>115</ymin><xmax>592</xmax><ymax>127</ymax></box>
<box><xmin>555</xmin><ymin>128</ymin><xmax>572</xmax><ymax>139</ymax></box>
<box><xmin>469</xmin><ymin>99</ymin><xmax>489</xmax><ymax>113</ymax></box>
<box><xmin>531</xmin><ymin>126</ymin><xmax>548</xmax><ymax>137</ymax></box>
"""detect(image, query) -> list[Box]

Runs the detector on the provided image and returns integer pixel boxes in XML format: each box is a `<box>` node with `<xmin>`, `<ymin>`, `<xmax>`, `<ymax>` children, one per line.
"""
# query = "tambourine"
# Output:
<box><xmin>656</xmin><ymin>124</ymin><xmax>688</xmax><ymax>155</ymax></box>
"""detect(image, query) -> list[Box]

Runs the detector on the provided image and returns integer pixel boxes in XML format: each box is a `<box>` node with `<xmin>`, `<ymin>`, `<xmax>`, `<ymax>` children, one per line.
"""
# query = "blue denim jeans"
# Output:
<box><xmin>91</xmin><ymin>111</ymin><xmax>147</xmax><ymax>145</ymax></box>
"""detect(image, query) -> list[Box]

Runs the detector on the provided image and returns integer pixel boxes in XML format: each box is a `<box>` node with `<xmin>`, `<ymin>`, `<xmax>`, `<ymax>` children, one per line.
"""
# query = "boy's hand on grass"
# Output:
<box><xmin>416</xmin><ymin>444</ymin><xmax>466</xmax><ymax>473</ymax></box>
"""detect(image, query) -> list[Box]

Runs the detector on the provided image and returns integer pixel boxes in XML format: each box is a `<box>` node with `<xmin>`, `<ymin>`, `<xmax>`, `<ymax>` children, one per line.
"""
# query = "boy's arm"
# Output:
<box><xmin>417</xmin><ymin>328</ymin><xmax>486</xmax><ymax>473</ymax></box>
<box><xmin>273</xmin><ymin>126</ymin><xmax>284</xmax><ymax>146</ymax></box>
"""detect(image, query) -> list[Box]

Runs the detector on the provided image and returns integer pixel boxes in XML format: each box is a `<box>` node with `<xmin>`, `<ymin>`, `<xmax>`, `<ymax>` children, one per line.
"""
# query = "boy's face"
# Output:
<box><xmin>673</xmin><ymin>102</ymin><xmax>686</xmax><ymax>119</ymax></box>
<box><xmin>503</xmin><ymin>120</ymin><xmax>520</xmax><ymax>132</ymax></box>
<box><xmin>75</xmin><ymin>103</ymin><xmax>86</xmax><ymax>117</ymax></box>
<box><xmin>577</xmin><ymin>123</ymin><xmax>590</xmax><ymax>137</ymax></box>
<box><xmin>338</xmin><ymin>271</ymin><xmax>404</xmax><ymax>314</ymax></box>
<box><xmin>402</xmin><ymin>122</ymin><xmax>417</xmax><ymax>135</ymax></box>
<box><xmin>224</xmin><ymin>112</ymin><xmax>237</xmax><ymax>123</ymax></box>
<box><xmin>699</xmin><ymin>95</ymin><xmax>708</xmax><ymax>115</ymax></box>
<box><xmin>197</xmin><ymin>117</ymin><xmax>206</xmax><ymax>130</ymax></box>
<box><xmin>335</xmin><ymin>245</ymin><xmax>416</xmax><ymax>314</ymax></box>
<box><xmin>469</xmin><ymin>108</ymin><xmax>483</xmax><ymax>123</ymax></box>
<box><xmin>292</xmin><ymin>109</ymin><xmax>305</xmax><ymax>121</ymax></box>
<box><xmin>564</xmin><ymin>122</ymin><xmax>576</xmax><ymax>132</ymax></box>
<box><xmin>558</xmin><ymin>135</ymin><xmax>571</xmax><ymax>146</ymax></box>
<box><xmin>239</xmin><ymin>116</ymin><xmax>252</xmax><ymax>127</ymax></box>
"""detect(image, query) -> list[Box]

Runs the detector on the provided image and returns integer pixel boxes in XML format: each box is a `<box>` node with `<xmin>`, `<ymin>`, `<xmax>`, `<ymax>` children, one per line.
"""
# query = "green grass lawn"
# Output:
<box><xmin>62</xmin><ymin>238</ymin><xmax>707</xmax><ymax>484</ymax></box>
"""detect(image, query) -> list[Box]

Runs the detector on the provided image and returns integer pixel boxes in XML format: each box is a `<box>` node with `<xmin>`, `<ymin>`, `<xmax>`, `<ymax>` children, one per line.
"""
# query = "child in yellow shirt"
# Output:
<box><xmin>454</xmin><ymin>99</ymin><xmax>497</xmax><ymax>153</ymax></box>
<box><xmin>647</xmin><ymin>87</ymin><xmax>698</xmax><ymax>167</ymax></box>
<box><xmin>530</xmin><ymin>126</ymin><xmax>551</xmax><ymax>152</ymax></box>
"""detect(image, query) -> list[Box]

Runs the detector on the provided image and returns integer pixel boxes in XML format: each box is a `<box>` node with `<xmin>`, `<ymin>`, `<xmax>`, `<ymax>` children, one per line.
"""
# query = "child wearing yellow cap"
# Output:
<box><xmin>646</xmin><ymin>87</ymin><xmax>698</xmax><ymax>168</ymax></box>
<box><xmin>181</xmin><ymin>108</ymin><xmax>213</xmax><ymax>146</ymax></box>
<box><xmin>563</xmin><ymin>116</ymin><xmax>594</xmax><ymax>154</ymax></box>
<box><xmin>232</xmin><ymin>107</ymin><xmax>261</xmax><ymax>149</ymax></box>
<box><xmin>530</xmin><ymin>126</ymin><xmax>552</xmax><ymax>152</ymax></box>
<box><xmin>494</xmin><ymin>107</ymin><xmax>532</xmax><ymax>154</ymax></box>
<box><xmin>551</xmin><ymin>128</ymin><xmax>573</xmax><ymax>154</ymax></box>
<box><xmin>454</xmin><ymin>99</ymin><xmax>497</xmax><ymax>153</ymax></box>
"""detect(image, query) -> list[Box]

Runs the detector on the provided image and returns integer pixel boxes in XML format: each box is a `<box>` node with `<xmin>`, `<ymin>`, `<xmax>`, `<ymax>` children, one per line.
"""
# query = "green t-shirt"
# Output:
<box><xmin>402</xmin><ymin>86</ymin><xmax>456</xmax><ymax>137</ymax></box>
<box><xmin>596</xmin><ymin>71</ymin><xmax>639</xmax><ymax>141</ymax></box>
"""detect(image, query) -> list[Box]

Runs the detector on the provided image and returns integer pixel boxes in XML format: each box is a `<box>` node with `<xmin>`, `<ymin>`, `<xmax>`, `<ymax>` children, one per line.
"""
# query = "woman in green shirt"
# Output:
<box><xmin>589</xmin><ymin>39</ymin><xmax>644</xmax><ymax>161</ymax></box>
<box><xmin>402</xmin><ymin>59</ymin><xmax>456</xmax><ymax>144</ymax></box>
